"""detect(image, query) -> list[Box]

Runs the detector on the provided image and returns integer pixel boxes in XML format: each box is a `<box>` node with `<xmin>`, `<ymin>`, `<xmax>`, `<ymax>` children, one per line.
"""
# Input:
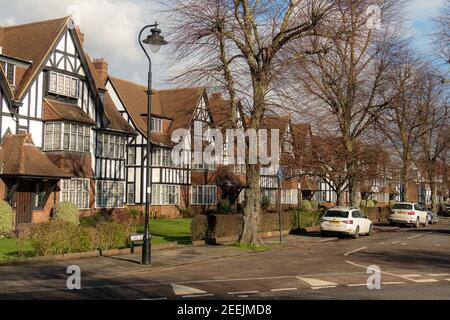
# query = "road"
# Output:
<box><xmin>1</xmin><ymin>217</ymin><xmax>449</xmax><ymax>300</ymax></box>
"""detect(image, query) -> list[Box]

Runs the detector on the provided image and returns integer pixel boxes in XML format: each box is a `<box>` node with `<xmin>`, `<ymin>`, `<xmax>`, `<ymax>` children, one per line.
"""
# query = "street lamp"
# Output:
<box><xmin>139</xmin><ymin>23</ymin><xmax>168</xmax><ymax>265</ymax></box>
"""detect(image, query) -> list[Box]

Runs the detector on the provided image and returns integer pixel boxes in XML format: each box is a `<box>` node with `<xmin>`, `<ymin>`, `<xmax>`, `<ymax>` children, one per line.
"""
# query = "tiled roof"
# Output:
<box><xmin>109</xmin><ymin>76</ymin><xmax>205</xmax><ymax>145</ymax></box>
<box><xmin>0</xmin><ymin>133</ymin><xmax>72</xmax><ymax>179</ymax></box>
<box><xmin>43</xmin><ymin>98</ymin><xmax>96</xmax><ymax>125</ymax></box>
<box><xmin>0</xmin><ymin>16</ymin><xmax>70</xmax><ymax>100</ymax></box>
<box><xmin>209</xmin><ymin>95</ymin><xmax>234</xmax><ymax>127</ymax></box>
<box><xmin>102</xmin><ymin>92</ymin><xmax>137</xmax><ymax>134</ymax></box>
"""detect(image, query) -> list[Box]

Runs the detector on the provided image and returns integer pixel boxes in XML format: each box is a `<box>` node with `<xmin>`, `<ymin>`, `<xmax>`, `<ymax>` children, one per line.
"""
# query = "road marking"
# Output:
<box><xmin>392</xmin><ymin>241</ymin><xmax>400</xmax><ymax>244</ymax></box>
<box><xmin>172</xmin><ymin>283</ymin><xmax>207</xmax><ymax>296</ymax></box>
<box><xmin>297</xmin><ymin>277</ymin><xmax>338</xmax><ymax>287</ymax></box>
<box><xmin>428</xmin><ymin>274</ymin><xmax>450</xmax><ymax>277</ymax></box>
<box><xmin>182</xmin><ymin>294</ymin><xmax>214</xmax><ymax>298</ymax></box>
<box><xmin>228</xmin><ymin>291</ymin><xmax>258</xmax><ymax>295</ymax></box>
<box><xmin>402</xmin><ymin>274</ymin><xmax>421</xmax><ymax>278</ymax></box>
<box><xmin>139</xmin><ymin>297</ymin><xmax>167</xmax><ymax>300</ymax></box>
<box><xmin>270</xmin><ymin>288</ymin><xmax>298</xmax><ymax>292</ymax></box>
<box><xmin>311</xmin><ymin>286</ymin><xmax>336</xmax><ymax>290</ymax></box>
<box><xmin>445</xmin><ymin>279</ymin><xmax>450</xmax><ymax>282</ymax></box>
<box><xmin>411</xmin><ymin>279</ymin><xmax>439</xmax><ymax>283</ymax></box>
<box><xmin>346</xmin><ymin>261</ymin><xmax>426</xmax><ymax>283</ymax></box>
<box><xmin>344</xmin><ymin>246</ymin><xmax>368</xmax><ymax>256</ymax></box>
<box><xmin>382</xmin><ymin>282</ymin><xmax>405</xmax><ymax>285</ymax></box>
<box><xmin>406</xmin><ymin>235</ymin><xmax>424</xmax><ymax>240</ymax></box>
<box><xmin>347</xmin><ymin>283</ymin><xmax>367</xmax><ymax>287</ymax></box>
<box><xmin>401</xmin><ymin>243</ymin><xmax>407</xmax><ymax>245</ymax></box>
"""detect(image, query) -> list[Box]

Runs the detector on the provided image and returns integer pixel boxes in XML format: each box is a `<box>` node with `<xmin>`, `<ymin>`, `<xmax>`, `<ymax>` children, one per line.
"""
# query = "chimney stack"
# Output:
<box><xmin>93</xmin><ymin>58</ymin><xmax>109</xmax><ymax>84</ymax></box>
<box><xmin>75</xmin><ymin>25</ymin><xmax>85</xmax><ymax>46</ymax></box>
<box><xmin>211</xmin><ymin>92</ymin><xmax>222</xmax><ymax>99</ymax></box>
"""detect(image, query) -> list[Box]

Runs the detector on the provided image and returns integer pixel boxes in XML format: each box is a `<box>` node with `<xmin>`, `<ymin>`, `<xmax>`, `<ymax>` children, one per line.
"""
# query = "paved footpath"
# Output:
<box><xmin>0</xmin><ymin>218</ymin><xmax>449</xmax><ymax>299</ymax></box>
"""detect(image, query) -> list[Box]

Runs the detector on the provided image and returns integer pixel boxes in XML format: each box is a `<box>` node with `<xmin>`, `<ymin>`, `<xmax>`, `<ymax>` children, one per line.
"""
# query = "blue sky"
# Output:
<box><xmin>0</xmin><ymin>0</ymin><xmax>446</xmax><ymax>88</ymax></box>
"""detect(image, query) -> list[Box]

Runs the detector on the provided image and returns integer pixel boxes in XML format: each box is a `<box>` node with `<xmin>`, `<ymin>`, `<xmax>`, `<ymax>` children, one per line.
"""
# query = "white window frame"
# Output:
<box><xmin>152</xmin><ymin>148</ymin><xmax>172</xmax><ymax>167</ymax></box>
<box><xmin>44</xmin><ymin>122</ymin><xmax>90</xmax><ymax>152</ymax></box>
<box><xmin>49</xmin><ymin>71</ymin><xmax>79</xmax><ymax>98</ymax></box>
<box><xmin>97</xmin><ymin>132</ymin><xmax>126</xmax><ymax>159</ymax></box>
<box><xmin>95</xmin><ymin>180</ymin><xmax>125</xmax><ymax>208</ymax></box>
<box><xmin>192</xmin><ymin>185</ymin><xmax>217</xmax><ymax>205</ymax></box>
<box><xmin>281</xmin><ymin>189</ymin><xmax>298</xmax><ymax>205</ymax></box>
<box><xmin>151</xmin><ymin>184</ymin><xmax>180</xmax><ymax>205</ymax></box>
<box><xmin>60</xmin><ymin>178</ymin><xmax>90</xmax><ymax>209</ymax></box>
<box><xmin>151</xmin><ymin>118</ymin><xmax>163</xmax><ymax>133</ymax></box>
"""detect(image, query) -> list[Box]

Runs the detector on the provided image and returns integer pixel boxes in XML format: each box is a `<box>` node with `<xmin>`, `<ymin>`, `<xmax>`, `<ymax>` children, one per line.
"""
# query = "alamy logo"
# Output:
<box><xmin>366</xmin><ymin>265</ymin><xmax>381</xmax><ymax>290</ymax></box>
<box><xmin>66</xmin><ymin>265</ymin><xmax>81</xmax><ymax>290</ymax></box>
<box><xmin>171</xmin><ymin>121</ymin><xmax>280</xmax><ymax>168</ymax></box>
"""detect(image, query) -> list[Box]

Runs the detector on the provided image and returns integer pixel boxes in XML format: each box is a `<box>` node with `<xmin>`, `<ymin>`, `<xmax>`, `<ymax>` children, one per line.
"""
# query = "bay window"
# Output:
<box><xmin>61</xmin><ymin>178</ymin><xmax>90</xmax><ymax>209</ymax></box>
<box><xmin>152</xmin><ymin>148</ymin><xmax>172</xmax><ymax>167</ymax></box>
<box><xmin>95</xmin><ymin>181</ymin><xmax>125</xmax><ymax>208</ymax></box>
<box><xmin>44</xmin><ymin>122</ymin><xmax>90</xmax><ymax>152</ymax></box>
<box><xmin>151</xmin><ymin>185</ymin><xmax>180</xmax><ymax>205</ymax></box>
<box><xmin>192</xmin><ymin>185</ymin><xmax>217</xmax><ymax>205</ymax></box>
<box><xmin>97</xmin><ymin>132</ymin><xmax>126</xmax><ymax>159</ymax></box>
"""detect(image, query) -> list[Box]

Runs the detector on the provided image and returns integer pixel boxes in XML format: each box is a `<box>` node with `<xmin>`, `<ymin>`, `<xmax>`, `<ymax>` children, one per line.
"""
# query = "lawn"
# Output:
<box><xmin>0</xmin><ymin>238</ymin><xmax>33</xmax><ymax>261</ymax></box>
<box><xmin>136</xmin><ymin>218</ymin><xmax>192</xmax><ymax>245</ymax></box>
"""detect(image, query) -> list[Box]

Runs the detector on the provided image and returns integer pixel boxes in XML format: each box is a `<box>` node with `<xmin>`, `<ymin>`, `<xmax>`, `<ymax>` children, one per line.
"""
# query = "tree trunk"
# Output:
<box><xmin>336</xmin><ymin>191</ymin><xmax>343</xmax><ymax>206</ymax></box>
<box><xmin>240</xmin><ymin>164</ymin><xmax>262</xmax><ymax>245</ymax></box>
<box><xmin>430</xmin><ymin>178</ymin><xmax>438</xmax><ymax>213</ymax></box>
<box><xmin>400</xmin><ymin>161</ymin><xmax>409</xmax><ymax>202</ymax></box>
<box><xmin>349</xmin><ymin>180</ymin><xmax>361</xmax><ymax>208</ymax></box>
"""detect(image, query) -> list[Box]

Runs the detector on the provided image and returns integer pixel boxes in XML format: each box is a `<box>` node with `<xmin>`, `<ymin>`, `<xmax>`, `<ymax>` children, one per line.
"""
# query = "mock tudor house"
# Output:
<box><xmin>0</xmin><ymin>17</ymin><xmax>135</xmax><ymax>226</ymax></box>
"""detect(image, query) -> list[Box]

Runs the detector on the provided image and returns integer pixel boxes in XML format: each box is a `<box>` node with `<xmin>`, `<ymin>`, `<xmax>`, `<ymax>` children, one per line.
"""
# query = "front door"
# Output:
<box><xmin>15</xmin><ymin>183</ymin><xmax>33</xmax><ymax>225</ymax></box>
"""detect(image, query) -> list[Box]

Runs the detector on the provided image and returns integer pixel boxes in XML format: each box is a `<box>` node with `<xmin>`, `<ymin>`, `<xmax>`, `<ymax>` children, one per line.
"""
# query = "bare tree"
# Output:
<box><xmin>434</xmin><ymin>0</ymin><xmax>450</xmax><ymax>66</ymax></box>
<box><xmin>166</xmin><ymin>0</ymin><xmax>337</xmax><ymax>244</ymax></box>
<box><xmin>286</xmin><ymin>0</ymin><xmax>406</xmax><ymax>207</ymax></box>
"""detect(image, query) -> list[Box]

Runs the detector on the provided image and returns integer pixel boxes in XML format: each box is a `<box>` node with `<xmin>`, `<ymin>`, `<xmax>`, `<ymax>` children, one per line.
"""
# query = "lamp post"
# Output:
<box><xmin>138</xmin><ymin>23</ymin><xmax>168</xmax><ymax>265</ymax></box>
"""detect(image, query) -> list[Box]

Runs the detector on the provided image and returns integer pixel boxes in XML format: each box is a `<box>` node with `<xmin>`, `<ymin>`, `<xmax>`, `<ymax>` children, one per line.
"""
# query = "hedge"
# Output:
<box><xmin>0</xmin><ymin>200</ymin><xmax>14</xmax><ymax>237</ymax></box>
<box><xmin>190</xmin><ymin>211</ymin><xmax>292</xmax><ymax>241</ymax></box>
<box><xmin>53</xmin><ymin>201</ymin><xmax>80</xmax><ymax>225</ymax></box>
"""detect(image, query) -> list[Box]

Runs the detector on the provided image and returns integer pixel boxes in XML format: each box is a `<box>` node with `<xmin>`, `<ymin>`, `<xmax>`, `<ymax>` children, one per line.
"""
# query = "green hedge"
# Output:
<box><xmin>0</xmin><ymin>200</ymin><xmax>14</xmax><ymax>238</ymax></box>
<box><xmin>299</xmin><ymin>200</ymin><xmax>312</xmax><ymax>212</ymax></box>
<box><xmin>191</xmin><ymin>215</ymin><xmax>208</xmax><ymax>241</ymax></box>
<box><xmin>53</xmin><ymin>201</ymin><xmax>80</xmax><ymax>225</ymax></box>
<box><xmin>291</xmin><ymin>210</ymin><xmax>323</xmax><ymax>229</ymax></box>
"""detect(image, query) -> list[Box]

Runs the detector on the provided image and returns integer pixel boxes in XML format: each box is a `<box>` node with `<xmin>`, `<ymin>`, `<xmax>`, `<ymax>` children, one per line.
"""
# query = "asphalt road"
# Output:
<box><xmin>1</xmin><ymin>217</ymin><xmax>449</xmax><ymax>300</ymax></box>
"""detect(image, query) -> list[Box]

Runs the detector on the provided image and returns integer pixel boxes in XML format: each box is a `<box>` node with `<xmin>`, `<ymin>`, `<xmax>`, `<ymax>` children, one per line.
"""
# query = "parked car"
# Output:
<box><xmin>389</xmin><ymin>202</ymin><xmax>428</xmax><ymax>228</ymax></box>
<box><xmin>425</xmin><ymin>208</ymin><xmax>438</xmax><ymax>224</ymax></box>
<box><xmin>320</xmin><ymin>207</ymin><xmax>373</xmax><ymax>239</ymax></box>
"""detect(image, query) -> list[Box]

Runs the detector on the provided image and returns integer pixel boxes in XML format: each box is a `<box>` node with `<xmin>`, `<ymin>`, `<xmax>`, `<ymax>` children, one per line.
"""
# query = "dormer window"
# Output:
<box><xmin>151</xmin><ymin>118</ymin><xmax>163</xmax><ymax>133</ymax></box>
<box><xmin>0</xmin><ymin>62</ymin><xmax>15</xmax><ymax>86</ymax></box>
<box><xmin>49</xmin><ymin>71</ymin><xmax>79</xmax><ymax>98</ymax></box>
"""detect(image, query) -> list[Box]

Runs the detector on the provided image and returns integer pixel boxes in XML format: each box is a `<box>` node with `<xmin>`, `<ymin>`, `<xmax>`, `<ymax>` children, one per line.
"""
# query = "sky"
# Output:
<box><xmin>0</xmin><ymin>0</ymin><xmax>446</xmax><ymax>89</ymax></box>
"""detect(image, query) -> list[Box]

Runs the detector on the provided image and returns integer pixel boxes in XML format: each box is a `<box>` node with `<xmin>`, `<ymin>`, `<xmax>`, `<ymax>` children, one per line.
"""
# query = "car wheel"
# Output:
<box><xmin>352</xmin><ymin>226</ymin><xmax>360</xmax><ymax>239</ymax></box>
<box><xmin>415</xmin><ymin>218</ymin><xmax>420</xmax><ymax>228</ymax></box>
<box><xmin>321</xmin><ymin>231</ymin><xmax>328</xmax><ymax>237</ymax></box>
<box><xmin>367</xmin><ymin>224</ymin><xmax>373</xmax><ymax>236</ymax></box>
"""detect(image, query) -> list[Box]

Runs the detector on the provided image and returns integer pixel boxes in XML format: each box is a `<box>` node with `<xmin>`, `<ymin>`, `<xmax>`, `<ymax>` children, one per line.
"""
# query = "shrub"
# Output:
<box><xmin>0</xmin><ymin>200</ymin><xmax>14</xmax><ymax>237</ymax></box>
<box><xmin>207</xmin><ymin>214</ymin><xmax>243</xmax><ymax>239</ymax></box>
<box><xmin>53</xmin><ymin>201</ymin><xmax>80</xmax><ymax>225</ymax></box>
<box><xmin>28</xmin><ymin>221</ymin><xmax>80</xmax><ymax>256</ymax></box>
<box><xmin>366</xmin><ymin>200</ymin><xmax>375</xmax><ymax>208</ymax></box>
<box><xmin>300</xmin><ymin>200</ymin><xmax>312</xmax><ymax>212</ymax></box>
<box><xmin>97</xmin><ymin>222</ymin><xmax>128</xmax><ymax>250</ymax></box>
<box><xmin>190</xmin><ymin>215</ymin><xmax>209</xmax><ymax>241</ymax></box>
<box><xmin>310</xmin><ymin>199</ymin><xmax>319</xmax><ymax>210</ymax></box>
<box><xmin>360</xmin><ymin>200</ymin><xmax>367</xmax><ymax>207</ymax></box>
<box><xmin>259</xmin><ymin>211</ymin><xmax>291</xmax><ymax>232</ymax></box>
<box><xmin>261</xmin><ymin>196</ymin><xmax>271</xmax><ymax>211</ymax></box>
<box><xmin>180</xmin><ymin>208</ymin><xmax>193</xmax><ymax>218</ymax></box>
<box><xmin>291</xmin><ymin>210</ymin><xmax>322</xmax><ymax>229</ymax></box>
<box><xmin>80</xmin><ymin>213</ymin><xmax>105</xmax><ymax>227</ymax></box>
<box><xmin>217</xmin><ymin>199</ymin><xmax>232</xmax><ymax>214</ymax></box>
<box><xmin>388</xmin><ymin>200</ymin><xmax>396</xmax><ymax>208</ymax></box>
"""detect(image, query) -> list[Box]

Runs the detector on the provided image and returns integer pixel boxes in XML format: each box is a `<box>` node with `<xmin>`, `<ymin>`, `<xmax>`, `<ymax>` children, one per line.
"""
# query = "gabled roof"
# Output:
<box><xmin>108</xmin><ymin>76</ymin><xmax>205</xmax><ymax>144</ymax></box>
<box><xmin>0</xmin><ymin>63</ymin><xmax>14</xmax><ymax>108</ymax></box>
<box><xmin>0</xmin><ymin>133</ymin><xmax>72</xmax><ymax>179</ymax></box>
<box><xmin>0</xmin><ymin>16</ymin><xmax>70</xmax><ymax>100</ymax></box>
<box><xmin>43</xmin><ymin>98</ymin><xmax>96</xmax><ymax>125</ymax></box>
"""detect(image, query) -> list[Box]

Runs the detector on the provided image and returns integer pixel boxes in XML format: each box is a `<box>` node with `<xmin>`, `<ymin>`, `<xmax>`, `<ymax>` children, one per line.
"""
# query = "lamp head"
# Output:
<box><xmin>143</xmin><ymin>26</ymin><xmax>168</xmax><ymax>53</ymax></box>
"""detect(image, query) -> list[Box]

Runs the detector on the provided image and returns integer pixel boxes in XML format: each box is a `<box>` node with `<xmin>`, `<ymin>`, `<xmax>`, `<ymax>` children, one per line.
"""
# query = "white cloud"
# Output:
<box><xmin>0</xmin><ymin>0</ymin><xmax>172</xmax><ymax>88</ymax></box>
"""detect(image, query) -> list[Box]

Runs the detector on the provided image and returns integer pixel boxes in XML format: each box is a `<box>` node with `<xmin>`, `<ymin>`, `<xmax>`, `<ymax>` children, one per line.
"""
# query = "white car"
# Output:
<box><xmin>389</xmin><ymin>202</ymin><xmax>428</xmax><ymax>228</ymax></box>
<box><xmin>320</xmin><ymin>207</ymin><xmax>373</xmax><ymax>239</ymax></box>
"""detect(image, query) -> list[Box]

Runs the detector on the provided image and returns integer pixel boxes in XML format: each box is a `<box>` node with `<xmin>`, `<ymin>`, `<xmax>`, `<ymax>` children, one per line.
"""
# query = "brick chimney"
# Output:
<box><xmin>75</xmin><ymin>25</ymin><xmax>85</xmax><ymax>46</ymax></box>
<box><xmin>93</xmin><ymin>58</ymin><xmax>108</xmax><ymax>84</ymax></box>
<box><xmin>211</xmin><ymin>92</ymin><xmax>222</xmax><ymax>99</ymax></box>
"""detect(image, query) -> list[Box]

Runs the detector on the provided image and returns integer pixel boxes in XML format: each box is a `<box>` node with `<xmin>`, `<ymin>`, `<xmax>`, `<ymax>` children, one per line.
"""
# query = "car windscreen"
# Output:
<box><xmin>324</xmin><ymin>210</ymin><xmax>349</xmax><ymax>218</ymax></box>
<box><xmin>392</xmin><ymin>204</ymin><xmax>413</xmax><ymax>210</ymax></box>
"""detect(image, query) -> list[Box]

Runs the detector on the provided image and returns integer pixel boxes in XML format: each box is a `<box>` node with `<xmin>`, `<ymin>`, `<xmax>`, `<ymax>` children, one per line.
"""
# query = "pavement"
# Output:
<box><xmin>0</xmin><ymin>217</ymin><xmax>449</xmax><ymax>300</ymax></box>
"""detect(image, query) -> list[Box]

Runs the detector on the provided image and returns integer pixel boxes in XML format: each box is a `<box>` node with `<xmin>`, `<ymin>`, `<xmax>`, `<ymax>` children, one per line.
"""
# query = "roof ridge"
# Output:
<box><xmin>109</xmin><ymin>75</ymin><xmax>203</xmax><ymax>93</ymax></box>
<box><xmin>1</xmin><ymin>16</ymin><xmax>70</xmax><ymax>30</ymax></box>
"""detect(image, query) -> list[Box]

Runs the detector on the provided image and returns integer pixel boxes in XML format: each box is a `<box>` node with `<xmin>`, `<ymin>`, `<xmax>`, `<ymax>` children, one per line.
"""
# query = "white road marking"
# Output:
<box><xmin>407</xmin><ymin>235</ymin><xmax>424</xmax><ymax>240</ymax></box>
<box><xmin>311</xmin><ymin>286</ymin><xmax>336</xmax><ymax>290</ymax></box>
<box><xmin>238</xmin><ymin>295</ymin><xmax>248</xmax><ymax>298</ymax></box>
<box><xmin>182</xmin><ymin>294</ymin><xmax>214</xmax><ymax>298</ymax></box>
<box><xmin>401</xmin><ymin>274</ymin><xmax>421</xmax><ymax>278</ymax></box>
<box><xmin>382</xmin><ymin>282</ymin><xmax>405</xmax><ymax>285</ymax></box>
<box><xmin>392</xmin><ymin>241</ymin><xmax>400</xmax><ymax>244</ymax></box>
<box><xmin>270</xmin><ymin>288</ymin><xmax>298</xmax><ymax>292</ymax></box>
<box><xmin>347</xmin><ymin>284</ymin><xmax>367</xmax><ymax>287</ymax></box>
<box><xmin>344</xmin><ymin>246</ymin><xmax>368</xmax><ymax>257</ymax></box>
<box><xmin>139</xmin><ymin>297</ymin><xmax>168</xmax><ymax>300</ymax></box>
<box><xmin>428</xmin><ymin>274</ymin><xmax>450</xmax><ymax>277</ymax></box>
<box><xmin>401</xmin><ymin>243</ymin><xmax>407</xmax><ymax>246</ymax></box>
<box><xmin>228</xmin><ymin>291</ymin><xmax>258</xmax><ymax>295</ymax></box>
<box><xmin>411</xmin><ymin>279</ymin><xmax>439</xmax><ymax>283</ymax></box>
<box><xmin>346</xmin><ymin>261</ymin><xmax>425</xmax><ymax>283</ymax></box>
<box><xmin>445</xmin><ymin>279</ymin><xmax>450</xmax><ymax>282</ymax></box>
<box><xmin>297</xmin><ymin>277</ymin><xmax>338</xmax><ymax>287</ymax></box>
<box><xmin>171</xmin><ymin>283</ymin><xmax>207</xmax><ymax>296</ymax></box>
